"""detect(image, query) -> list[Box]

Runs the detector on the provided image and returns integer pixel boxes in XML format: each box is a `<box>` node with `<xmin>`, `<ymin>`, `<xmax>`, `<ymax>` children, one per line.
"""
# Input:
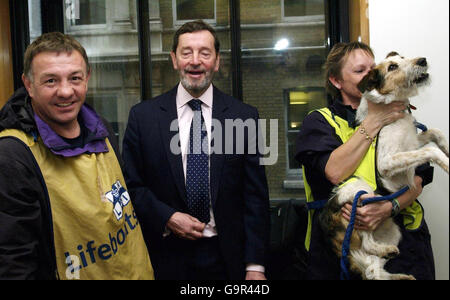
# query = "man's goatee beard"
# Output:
<box><xmin>180</xmin><ymin>76</ymin><xmax>213</xmax><ymax>96</ymax></box>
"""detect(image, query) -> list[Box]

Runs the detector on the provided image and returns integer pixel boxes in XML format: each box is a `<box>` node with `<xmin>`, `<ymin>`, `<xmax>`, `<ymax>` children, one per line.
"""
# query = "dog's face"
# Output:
<box><xmin>358</xmin><ymin>52</ymin><xmax>430</xmax><ymax>103</ymax></box>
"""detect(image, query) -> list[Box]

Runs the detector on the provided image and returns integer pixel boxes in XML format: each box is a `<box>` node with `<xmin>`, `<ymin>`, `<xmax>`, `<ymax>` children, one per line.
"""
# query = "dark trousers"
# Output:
<box><xmin>186</xmin><ymin>236</ymin><xmax>228</xmax><ymax>280</ymax></box>
<box><xmin>151</xmin><ymin>235</ymin><xmax>229</xmax><ymax>280</ymax></box>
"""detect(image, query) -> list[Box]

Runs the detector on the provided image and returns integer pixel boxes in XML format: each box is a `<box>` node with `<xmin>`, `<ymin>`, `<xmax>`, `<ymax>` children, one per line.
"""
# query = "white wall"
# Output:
<box><xmin>369</xmin><ymin>0</ymin><xmax>449</xmax><ymax>280</ymax></box>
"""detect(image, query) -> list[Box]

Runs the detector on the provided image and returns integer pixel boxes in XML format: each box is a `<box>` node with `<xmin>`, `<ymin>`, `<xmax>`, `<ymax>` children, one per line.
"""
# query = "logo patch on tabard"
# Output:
<box><xmin>105</xmin><ymin>181</ymin><xmax>130</xmax><ymax>221</ymax></box>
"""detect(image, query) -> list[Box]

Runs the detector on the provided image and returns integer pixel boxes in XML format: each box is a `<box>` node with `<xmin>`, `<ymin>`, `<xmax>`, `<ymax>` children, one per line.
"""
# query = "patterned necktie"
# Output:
<box><xmin>186</xmin><ymin>99</ymin><xmax>210</xmax><ymax>224</ymax></box>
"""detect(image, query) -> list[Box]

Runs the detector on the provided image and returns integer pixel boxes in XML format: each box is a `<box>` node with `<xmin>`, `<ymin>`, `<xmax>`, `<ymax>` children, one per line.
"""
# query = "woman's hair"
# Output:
<box><xmin>23</xmin><ymin>32</ymin><xmax>90</xmax><ymax>81</ymax></box>
<box><xmin>324</xmin><ymin>42</ymin><xmax>374</xmax><ymax>99</ymax></box>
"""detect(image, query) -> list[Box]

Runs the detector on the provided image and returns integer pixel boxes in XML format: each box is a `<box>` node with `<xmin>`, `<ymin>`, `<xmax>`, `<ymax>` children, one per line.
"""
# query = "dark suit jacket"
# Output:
<box><xmin>122</xmin><ymin>85</ymin><xmax>270</xmax><ymax>279</ymax></box>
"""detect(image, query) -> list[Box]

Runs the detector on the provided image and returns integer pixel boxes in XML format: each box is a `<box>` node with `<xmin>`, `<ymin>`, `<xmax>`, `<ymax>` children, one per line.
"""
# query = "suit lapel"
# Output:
<box><xmin>159</xmin><ymin>86</ymin><xmax>187</xmax><ymax>203</ymax></box>
<box><xmin>210</xmin><ymin>87</ymin><xmax>229</xmax><ymax>209</ymax></box>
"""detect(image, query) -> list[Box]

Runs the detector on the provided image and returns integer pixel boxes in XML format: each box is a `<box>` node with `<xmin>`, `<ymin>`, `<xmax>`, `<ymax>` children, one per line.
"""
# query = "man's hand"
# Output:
<box><xmin>245</xmin><ymin>271</ymin><xmax>266</xmax><ymax>280</ymax></box>
<box><xmin>166</xmin><ymin>212</ymin><xmax>205</xmax><ymax>240</ymax></box>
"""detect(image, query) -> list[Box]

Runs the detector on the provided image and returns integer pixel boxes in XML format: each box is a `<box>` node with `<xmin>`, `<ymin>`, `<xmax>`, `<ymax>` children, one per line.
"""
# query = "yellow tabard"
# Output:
<box><xmin>0</xmin><ymin>129</ymin><xmax>154</xmax><ymax>280</ymax></box>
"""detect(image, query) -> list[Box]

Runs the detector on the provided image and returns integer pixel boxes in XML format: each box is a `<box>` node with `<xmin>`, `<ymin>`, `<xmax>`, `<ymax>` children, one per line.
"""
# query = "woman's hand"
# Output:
<box><xmin>363</xmin><ymin>101</ymin><xmax>408</xmax><ymax>137</ymax></box>
<box><xmin>341</xmin><ymin>176</ymin><xmax>424</xmax><ymax>231</ymax></box>
<box><xmin>341</xmin><ymin>195</ymin><xmax>391</xmax><ymax>231</ymax></box>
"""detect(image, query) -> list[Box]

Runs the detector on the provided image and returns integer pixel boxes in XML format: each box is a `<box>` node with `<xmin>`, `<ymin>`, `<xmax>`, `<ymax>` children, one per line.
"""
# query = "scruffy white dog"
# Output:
<box><xmin>321</xmin><ymin>52</ymin><xmax>449</xmax><ymax>280</ymax></box>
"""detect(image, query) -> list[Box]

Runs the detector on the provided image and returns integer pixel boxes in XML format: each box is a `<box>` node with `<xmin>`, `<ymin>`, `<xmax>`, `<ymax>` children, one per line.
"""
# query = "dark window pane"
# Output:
<box><xmin>287</xmin><ymin>88</ymin><xmax>327</xmax><ymax>129</ymax></box>
<box><xmin>284</xmin><ymin>0</ymin><xmax>324</xmax><ymax>17</ymax></box>
<box><xmin>286</xmin><ymin>87</ymin><xmax>327</xmax><ymax>170</ymax></box>
<box><xmin>176</xmin><ymin>0</ymin><xmax>215</xmax><ymax>21</ymax></box>
<box><xmin>75</xmin><ymin>0</ymin><xmax>106</xmax><ymax>25</ymax></box>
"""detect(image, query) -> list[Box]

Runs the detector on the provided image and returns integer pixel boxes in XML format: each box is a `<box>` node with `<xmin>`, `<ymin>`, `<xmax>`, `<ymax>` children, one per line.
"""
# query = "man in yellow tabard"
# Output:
<box><xmin>0</xmin><ymin>32</ymin><xmax>153</xmax><ymax>280</ymax></box>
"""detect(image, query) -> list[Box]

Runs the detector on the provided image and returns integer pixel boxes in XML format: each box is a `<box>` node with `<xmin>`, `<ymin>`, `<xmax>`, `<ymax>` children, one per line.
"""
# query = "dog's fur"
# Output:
<box><xmin>320</xmin><ymin>52</ymin><xmax>449</xmax><ymax>280</ymax></box>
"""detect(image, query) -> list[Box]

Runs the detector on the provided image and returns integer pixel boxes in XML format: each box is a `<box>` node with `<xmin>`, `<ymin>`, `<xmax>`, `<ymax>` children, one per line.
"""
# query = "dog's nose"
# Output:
<box><xmin>416</xmin><ymin>58</ymin><xmax>427</xmax><ymax>67</ymax></box>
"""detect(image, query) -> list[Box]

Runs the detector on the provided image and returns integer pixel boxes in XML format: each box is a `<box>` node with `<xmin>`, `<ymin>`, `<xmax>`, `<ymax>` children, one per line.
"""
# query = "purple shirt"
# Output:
<box><xmin>34</xmin><ymin>105</ymin><xmax>109</xmax><ymax>157</ymax></box>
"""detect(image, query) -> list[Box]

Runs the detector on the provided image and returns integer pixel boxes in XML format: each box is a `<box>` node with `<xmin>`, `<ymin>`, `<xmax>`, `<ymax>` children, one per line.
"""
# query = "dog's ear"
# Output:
<box><xmin>386</xmin><ymin>51</ymin><xmax>400</xmax><ymax>58</ymax></box>
<box><xmin>358</xmin><ymin>69</ymin><xmax>383</xmax><ymax>93</ymax></box>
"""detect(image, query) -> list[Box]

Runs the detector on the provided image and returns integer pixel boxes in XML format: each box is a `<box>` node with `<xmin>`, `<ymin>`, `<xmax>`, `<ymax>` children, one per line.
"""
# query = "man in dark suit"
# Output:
<box><xmin>122</xmin><ymin>20</ymin><xmax>270</xmax><ymax>280</ymax></box>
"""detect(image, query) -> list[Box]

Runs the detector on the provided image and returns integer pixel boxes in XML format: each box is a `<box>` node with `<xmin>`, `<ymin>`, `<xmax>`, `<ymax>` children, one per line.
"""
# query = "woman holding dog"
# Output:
<box><xmin>295</xmin><ymin>42</ymin><xmax>435</xmax><ymax>280</ymax></box>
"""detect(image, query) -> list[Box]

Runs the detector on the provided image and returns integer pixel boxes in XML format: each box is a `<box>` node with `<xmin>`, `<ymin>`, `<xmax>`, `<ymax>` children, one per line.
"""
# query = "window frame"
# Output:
<box><xmin>12</xmin><ymin>0</ymin><xmax>349</xmax><ymax>102</ymax></box>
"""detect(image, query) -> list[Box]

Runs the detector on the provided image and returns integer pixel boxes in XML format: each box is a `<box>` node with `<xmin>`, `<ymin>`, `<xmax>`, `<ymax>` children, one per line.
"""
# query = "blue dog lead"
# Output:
<box><xmin>340</xmin><ymin>186</ymin><xmax>410</xmax><ymax>280</ymax></box>
<box><xmin>414</xmin><ymin>121</ymin><xmax>428</xmax><ymax>132</ymax></box>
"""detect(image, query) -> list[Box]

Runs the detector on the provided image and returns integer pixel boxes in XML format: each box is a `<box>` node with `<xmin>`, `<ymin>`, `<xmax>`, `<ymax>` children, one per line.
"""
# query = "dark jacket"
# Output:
<box><xmin>0</xmin><ymin>88</ymin><xmax>120</xmax><ymax>280</ymax></box>
<box><xmin>122</xmin><ymin>85</ymin><xmax>270</xmax><ymax>279</ymax></box>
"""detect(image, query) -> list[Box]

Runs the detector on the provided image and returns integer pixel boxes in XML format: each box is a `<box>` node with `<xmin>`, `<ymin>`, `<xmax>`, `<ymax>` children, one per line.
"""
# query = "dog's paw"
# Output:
<box><xmin>364</xmin><ymin>265</ymin><xmax>378</xmax><ymax>280</ymax></box>
<box><xmin>391</xmin><ymin>274</ymin><xmax>416</xmax><ymax>280</ymax></box>
<box><xmin>383</xmin><ymin>246</ymin><xmax>400</xmax><ymax>259</ymax></box>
